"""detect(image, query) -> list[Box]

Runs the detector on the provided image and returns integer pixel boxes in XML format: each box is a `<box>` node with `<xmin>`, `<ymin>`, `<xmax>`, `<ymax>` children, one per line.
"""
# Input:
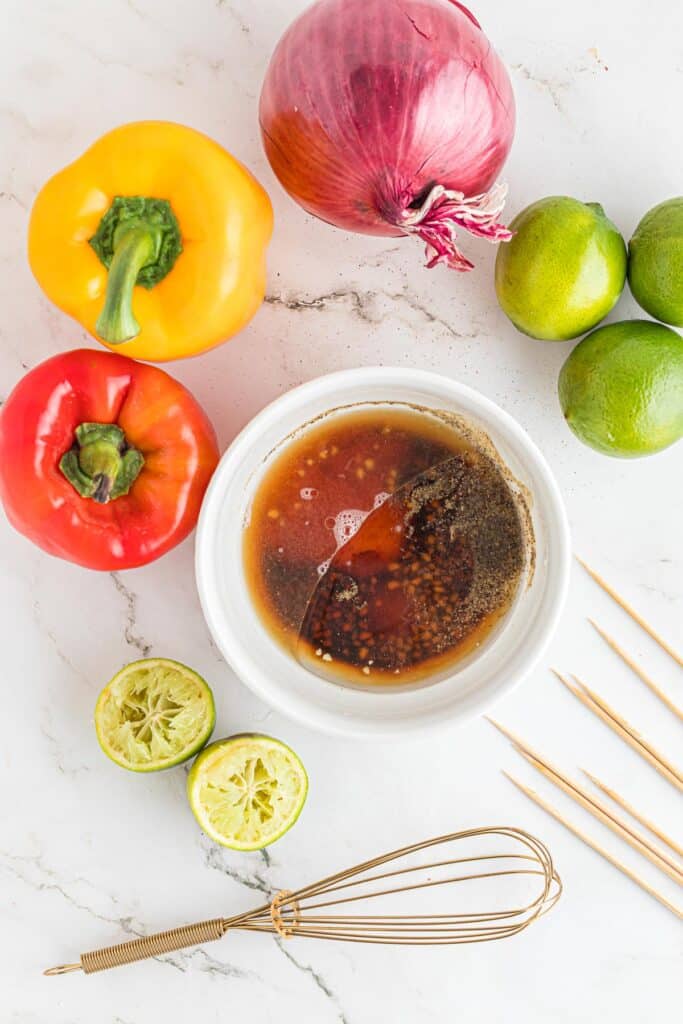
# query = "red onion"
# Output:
<box><xmin>259</xmin><ymin>0</ymin><xmax>515</xmax><ymax>271</ymax></box>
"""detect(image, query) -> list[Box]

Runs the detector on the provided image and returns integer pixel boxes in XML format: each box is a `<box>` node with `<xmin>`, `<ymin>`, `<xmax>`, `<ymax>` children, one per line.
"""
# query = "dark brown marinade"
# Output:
<box><xmin>243</xmin><ymin>406</ymin><xmax>529</xmax><ymax>686</ymax></box>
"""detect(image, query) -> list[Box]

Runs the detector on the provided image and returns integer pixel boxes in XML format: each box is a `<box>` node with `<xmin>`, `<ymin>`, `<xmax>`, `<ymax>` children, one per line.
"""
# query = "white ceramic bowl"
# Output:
<box><xmin>195</xmin><ymin>368</ymin><xmax>570</xmax><ymax>738</ymax></box>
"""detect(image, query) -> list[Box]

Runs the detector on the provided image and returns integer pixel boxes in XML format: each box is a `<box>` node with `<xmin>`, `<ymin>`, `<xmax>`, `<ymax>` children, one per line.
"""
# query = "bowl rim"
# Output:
<box><xmin>195</xmin><ymin>367</ymin><xmax>571</xmax><ymax>738</ymax></box>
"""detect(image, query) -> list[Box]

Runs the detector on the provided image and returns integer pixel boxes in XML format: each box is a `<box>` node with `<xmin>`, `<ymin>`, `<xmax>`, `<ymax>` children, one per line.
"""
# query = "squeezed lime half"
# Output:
<box><xmin>187</xmin><ymin>734</ymin><xmax>308</xmax><ymax>850</ymax></box>
<box><xmin>95</xmin><ymin>658</ymin><xmax>215</xmax><ymax>772</ymax></box>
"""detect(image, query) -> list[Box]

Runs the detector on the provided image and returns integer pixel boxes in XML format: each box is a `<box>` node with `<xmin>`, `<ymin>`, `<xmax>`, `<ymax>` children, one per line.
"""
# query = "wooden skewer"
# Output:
<box><xmin>582</xmin><ymin>770</ymin><xmax>683</xmax><ymax>860</ymax></box>
<box><xmin>588</xmin><ymin>620</ymin><xmax>683</xmax><ymax>723</ymax></box>
<box><xmin>576</xmin><ymin>557</ymin><xmax>683</xmax><ymax>668</ymax></box>
<box><xmin>503</xmin><ymin>772</ymin><xmax>683</xmax><ymax>919</ymax></box>
<box><xmin>572</xmin><ymin>675</ymin><xmax>683</xmax><ymax>786</ymax></box>
<box><xmin>487</xmin><ymin>719</ymin><xmax>683</xmax><ymax>884</ymax></box>
<box><xmin>516</xmin><ymin>751</ymin><xmax>683</xmax><ymax>884</ymax></box>
<box><xmin>551</xmin><ymin>671</ymin><xmax>683</xmax><ymax>793</ymax></box>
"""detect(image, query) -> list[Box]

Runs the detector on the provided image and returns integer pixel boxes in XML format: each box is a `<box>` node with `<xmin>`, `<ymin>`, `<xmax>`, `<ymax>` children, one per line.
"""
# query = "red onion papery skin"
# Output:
<box><xmin>259</xmin><ymin>0</ymin><xmax>515</xmax><ymax>270</ymax></box>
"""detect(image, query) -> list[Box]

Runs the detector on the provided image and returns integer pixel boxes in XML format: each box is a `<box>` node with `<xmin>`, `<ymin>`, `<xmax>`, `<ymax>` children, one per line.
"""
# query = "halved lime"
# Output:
<box><xmin>187</xmin><ymin>734</ymin><xmax>308</xmax><ymax>850</ymax></box>
<box><xmin>95</xmin><ymin>658</ymin><xmax>215</xmax><ymax>772</ymax></box>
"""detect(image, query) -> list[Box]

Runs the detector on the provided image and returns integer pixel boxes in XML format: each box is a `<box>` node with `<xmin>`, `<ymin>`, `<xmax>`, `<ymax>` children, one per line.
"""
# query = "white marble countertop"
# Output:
<box><xmin>2</xmin><ymin>1</ymin><xmax>681</xmax><ymax>1020</ymax></box>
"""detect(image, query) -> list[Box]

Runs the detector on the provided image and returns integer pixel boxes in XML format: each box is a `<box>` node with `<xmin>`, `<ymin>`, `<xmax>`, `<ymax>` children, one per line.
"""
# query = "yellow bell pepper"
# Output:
<box><xmin>28</xmin><ymin>121</ymin><xmax>273</xmax><ymax>362</ymax></box>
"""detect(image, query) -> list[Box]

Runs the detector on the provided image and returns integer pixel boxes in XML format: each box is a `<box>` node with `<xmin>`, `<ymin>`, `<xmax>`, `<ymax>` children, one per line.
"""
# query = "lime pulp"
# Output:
<box><xmin>95</xmin><ymin>658</ymin><xmax>215</xmax><ymax>772</ymax></box>
<box><xmin>187</xmin><ymin>734</ymin><xmax>308</xmax><ymax>850</ymax></box>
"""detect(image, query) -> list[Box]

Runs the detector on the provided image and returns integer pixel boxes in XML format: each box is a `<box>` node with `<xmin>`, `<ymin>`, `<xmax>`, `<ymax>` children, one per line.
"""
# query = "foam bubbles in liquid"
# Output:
<box><xmin>316</xmin><ymin>491</ymin><xmax>390</xmax><ymax>577</ymax></box>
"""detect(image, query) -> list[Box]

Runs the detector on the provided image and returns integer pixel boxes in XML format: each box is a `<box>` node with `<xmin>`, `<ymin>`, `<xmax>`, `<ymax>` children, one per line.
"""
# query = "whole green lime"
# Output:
<box><xmin>558</xmin><ymin>320</ymin><xmax>683</xmax><ymax>457</ymax></box>
<box><xmin>495</xmin><ymin>197</ymin><xmax>627</xmax><ymax>340</ymax></box>
<box><xmin>628</xmin><ymin>198</ymin><xmax>683</xmax><ymax>327</ymax></box>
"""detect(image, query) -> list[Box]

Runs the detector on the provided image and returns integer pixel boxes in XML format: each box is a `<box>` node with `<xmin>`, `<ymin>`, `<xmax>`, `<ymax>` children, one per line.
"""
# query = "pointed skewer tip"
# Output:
<box><xmin>485</xmin><ymin>717</ymin><xmax>520</xmax><ymax>745</ymax></box>
<box><xmin>551</xmin><ymin>668</ymin><xmax>576</xmax><ymax>691</ymax></box>
<box><xmin>485</xmin><ymin>715</ymin><xmax>505</xmax><ymax>734</ymax></box>
<box><xmin>503</xmin><ymin>771</ymin><xmax>539</xmax><ymax>799</ymax></box>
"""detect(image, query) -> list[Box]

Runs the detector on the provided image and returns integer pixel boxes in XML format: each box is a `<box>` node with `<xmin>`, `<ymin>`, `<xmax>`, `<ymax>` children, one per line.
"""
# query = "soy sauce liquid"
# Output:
<box><xmin>243</xmin><ymin>406</ymin><xmax>529</xmax><ymax>687</ymax></box>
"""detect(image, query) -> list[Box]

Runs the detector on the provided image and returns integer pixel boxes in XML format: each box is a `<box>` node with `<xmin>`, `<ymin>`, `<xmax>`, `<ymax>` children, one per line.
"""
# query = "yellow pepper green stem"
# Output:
<box><xmin>96</xmin><ymin>225</ymin><xmax>158</xmax><ymax>343</ymax></box>
<box><xmin>90</xmin><ymin>196</ymin><xmax>182</xmax><ymax>344</ymax></box>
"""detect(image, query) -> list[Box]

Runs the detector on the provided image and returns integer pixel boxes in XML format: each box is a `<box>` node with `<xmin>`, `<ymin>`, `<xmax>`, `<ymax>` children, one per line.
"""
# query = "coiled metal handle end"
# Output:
<box><xmin>45</xmin><ymin>917</ymin><xmax>228</xmax><ymax>976</ymax></box>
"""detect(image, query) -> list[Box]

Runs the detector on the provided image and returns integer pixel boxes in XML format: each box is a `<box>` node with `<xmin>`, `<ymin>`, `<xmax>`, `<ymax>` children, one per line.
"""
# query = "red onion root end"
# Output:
<box><xmin>398</xmin><ymin>182</ymin><xmax>513</xmax><ymax>271</ymax></box>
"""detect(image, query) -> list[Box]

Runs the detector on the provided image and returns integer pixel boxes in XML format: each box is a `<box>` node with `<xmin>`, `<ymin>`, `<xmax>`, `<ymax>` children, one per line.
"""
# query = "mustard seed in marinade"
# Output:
<box><xmin>300</xmin><ymin>450</ymin><xmax>526</xmax><ymax>679</ymax></box>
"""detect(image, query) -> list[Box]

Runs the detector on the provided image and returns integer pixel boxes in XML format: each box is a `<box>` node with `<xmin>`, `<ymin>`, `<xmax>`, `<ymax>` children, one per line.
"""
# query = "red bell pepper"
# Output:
<box><xmin>0</xmin><ymin>349</ymin><xmax>219</xmax><ymax>569</ymax></box>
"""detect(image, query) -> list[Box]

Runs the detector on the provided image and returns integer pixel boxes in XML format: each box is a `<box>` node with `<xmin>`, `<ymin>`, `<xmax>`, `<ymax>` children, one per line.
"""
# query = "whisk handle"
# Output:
<box><xmin>45</xmin><ymin>918</ymin><xmax>228</xmax><ymax>976</ymax></box>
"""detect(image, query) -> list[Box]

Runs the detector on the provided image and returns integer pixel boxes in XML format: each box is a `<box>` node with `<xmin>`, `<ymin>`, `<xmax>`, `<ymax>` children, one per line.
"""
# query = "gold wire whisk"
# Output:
<box><xmin>45</xmin><ymin>826</ymin><xmax>561</xmax><ymax>976</ymax></box>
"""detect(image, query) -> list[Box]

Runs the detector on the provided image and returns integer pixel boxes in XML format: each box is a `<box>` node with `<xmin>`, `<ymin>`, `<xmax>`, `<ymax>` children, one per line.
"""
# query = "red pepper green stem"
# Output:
<box><xmin>59</xmin><ymin>422</ymin><xmax>144</xmax><ymax>503</ymax></box>
<box><xmin>89</xmin><ymin>196</ymin><xmax>183</xmax><ymax>344</ymax></box>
